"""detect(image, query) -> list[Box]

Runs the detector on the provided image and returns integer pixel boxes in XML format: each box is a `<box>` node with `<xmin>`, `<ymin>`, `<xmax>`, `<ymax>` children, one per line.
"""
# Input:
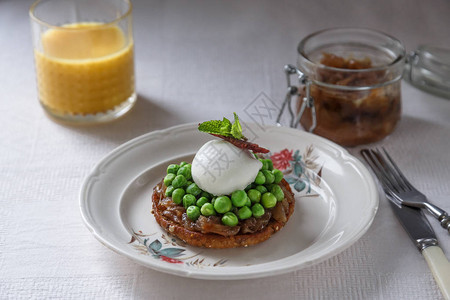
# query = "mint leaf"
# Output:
<box><xmin>198</xmin><ymin>120</ymin><xmax>223</xmax><ymax>134</ymax></box>
<box><xmin>231</xmin><ymin>112</ymin><xmax>244</xmax><ymax>139</ymax></box>
<box><xmin>198</xmin><ymin>119</ymin><xmax>232</xmax><ymax>136</ymax></box>
<box><xmin>220</xmin><ymin>117</ymin><xmax>232</xmax><ymax>135</ymax></box>
<box><xmin>198</xmin><ymin>113</ymin><xmax>246</xmax><ymax>139</ymax></box>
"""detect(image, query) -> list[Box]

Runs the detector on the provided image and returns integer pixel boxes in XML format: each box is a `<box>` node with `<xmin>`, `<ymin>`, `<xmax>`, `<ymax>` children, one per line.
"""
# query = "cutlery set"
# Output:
<box><xmin>361</xmin><ymin>148</ymin><xmax>450</xmax><ymax>299</ymax></box>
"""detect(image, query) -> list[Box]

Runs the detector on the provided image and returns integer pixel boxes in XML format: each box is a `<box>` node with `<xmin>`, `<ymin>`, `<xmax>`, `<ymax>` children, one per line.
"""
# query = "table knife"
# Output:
<box><xmin>387</xmin><ymin>197</ymin><xmax>450</xmax><ymax>299</ymax></box>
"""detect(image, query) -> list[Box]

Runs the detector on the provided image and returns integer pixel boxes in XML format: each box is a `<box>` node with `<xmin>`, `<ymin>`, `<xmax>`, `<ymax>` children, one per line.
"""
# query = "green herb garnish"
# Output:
<box><xmin>231</xmin><ymin>112</ymin><xmax>244</xmax><ymax>140</ymax></box>
<box><xmin>198</xmin><ymin>112</ymin><xmax>246</xmax><ymax>140</ymax></box>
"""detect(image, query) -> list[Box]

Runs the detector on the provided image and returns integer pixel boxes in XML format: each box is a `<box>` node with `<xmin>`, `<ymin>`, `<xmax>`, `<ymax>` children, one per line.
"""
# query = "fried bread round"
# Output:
<box><xmin>151</xmin><ymin>178</ymin><xmax>295</xmax><ymax>248</ymax></box>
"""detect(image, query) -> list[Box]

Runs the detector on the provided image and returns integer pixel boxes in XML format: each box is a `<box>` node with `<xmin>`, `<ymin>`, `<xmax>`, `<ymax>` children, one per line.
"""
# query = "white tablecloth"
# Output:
<box><xmin>1</xmin><ymin>0</ymin><xmax>450</xmax><ymax>299</ymax></box>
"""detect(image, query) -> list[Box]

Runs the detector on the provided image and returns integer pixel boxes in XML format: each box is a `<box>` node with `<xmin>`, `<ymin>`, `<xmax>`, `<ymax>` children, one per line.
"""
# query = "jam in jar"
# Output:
<box><xmin>294</xmin><ymin>28</ymin><xmax>406</xmax><ymax>146</ymax></box>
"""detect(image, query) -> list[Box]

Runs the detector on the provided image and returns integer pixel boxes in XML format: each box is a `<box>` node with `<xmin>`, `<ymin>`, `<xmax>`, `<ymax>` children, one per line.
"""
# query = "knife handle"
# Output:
<box><xmin>422</xmin><ymin>246</ymin><xmax>450</xmax><ymax>300</ymax></box>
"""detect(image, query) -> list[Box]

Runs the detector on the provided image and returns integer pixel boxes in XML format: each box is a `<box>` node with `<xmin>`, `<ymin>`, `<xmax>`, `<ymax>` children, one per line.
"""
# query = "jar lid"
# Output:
<box><xmin>405</xmin><ymin>45</ymin><xmax>450</xmax><ymax>99</ymax></box>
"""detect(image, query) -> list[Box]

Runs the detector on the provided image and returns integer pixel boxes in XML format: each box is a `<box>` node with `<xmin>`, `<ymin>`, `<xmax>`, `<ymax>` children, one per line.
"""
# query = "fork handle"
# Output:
<box><xmin>422</xmin><ymin>246</ymin><xmax>450</xmax><ymax>300</ymax></box>
<box><xmin>423</xmin><ymin>203</ymin><xmax>450</xmax><ymax>233</ymax></box>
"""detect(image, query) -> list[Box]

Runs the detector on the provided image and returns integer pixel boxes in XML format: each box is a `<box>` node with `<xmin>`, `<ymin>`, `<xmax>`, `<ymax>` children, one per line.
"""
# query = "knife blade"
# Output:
<box><xmin>386</xmin><ymin>197</ymin><xmax>450</xmax><ymax>299</ymax></box>
<box><xmin>387</xmin><ymin>197</ymin><xmax>437</xmax><ymax>251</ymax></box>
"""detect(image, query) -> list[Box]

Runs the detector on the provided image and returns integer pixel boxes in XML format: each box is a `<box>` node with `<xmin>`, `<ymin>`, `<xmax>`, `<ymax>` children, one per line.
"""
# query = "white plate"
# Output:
<box><xmin>80</xmin><ymin>123</ymin><xmax>378</xmax><ymax>280</ymax></box>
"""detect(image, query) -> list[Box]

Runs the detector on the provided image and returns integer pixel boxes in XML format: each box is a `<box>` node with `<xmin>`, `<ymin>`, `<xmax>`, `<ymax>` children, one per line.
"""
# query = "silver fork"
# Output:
<box><xmin>361</xmin><ymin>148</ymin><xmax>450</xmax><ymax>233</ymax></box>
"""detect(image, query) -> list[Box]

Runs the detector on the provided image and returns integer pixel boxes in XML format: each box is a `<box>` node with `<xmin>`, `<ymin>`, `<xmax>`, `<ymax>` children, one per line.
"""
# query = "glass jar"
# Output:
<box><xmin>280</xmin><ymin>28</ymin><xmax>406</xmax><ymax>147</ymax></box>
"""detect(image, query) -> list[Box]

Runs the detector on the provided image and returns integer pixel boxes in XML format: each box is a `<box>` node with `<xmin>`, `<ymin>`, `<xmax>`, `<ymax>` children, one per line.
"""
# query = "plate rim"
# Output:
<box><xmin>79</xmin><ymin>122</ymin><xmax>379</xmax><ymax>280</ymax></box>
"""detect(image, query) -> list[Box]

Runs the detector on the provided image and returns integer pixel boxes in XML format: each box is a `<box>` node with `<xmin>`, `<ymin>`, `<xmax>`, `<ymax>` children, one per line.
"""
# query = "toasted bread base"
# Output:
<box><xmin>152</xmin><ymin>179</ymin><xmax>295</xmax><ymax>249</ymax></box>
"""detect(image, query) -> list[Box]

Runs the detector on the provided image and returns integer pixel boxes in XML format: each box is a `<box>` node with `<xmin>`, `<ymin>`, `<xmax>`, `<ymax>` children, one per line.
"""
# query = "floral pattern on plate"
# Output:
<box><xmin>270</xmin><ymin>145</ymin><xmax>323</xmax><ymax>193</ymax></box>
<box><xmin>128</xmin><ymin>230</ymin><xmax>228</xmax><ymax>267</ymax></box>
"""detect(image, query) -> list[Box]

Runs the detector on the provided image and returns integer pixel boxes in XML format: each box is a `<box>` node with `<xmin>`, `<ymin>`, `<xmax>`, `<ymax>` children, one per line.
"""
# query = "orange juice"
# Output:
<box><xmin>34</xmin><ymin>23</ymin><xmax>135</xmax><ymax>116</ymax></box>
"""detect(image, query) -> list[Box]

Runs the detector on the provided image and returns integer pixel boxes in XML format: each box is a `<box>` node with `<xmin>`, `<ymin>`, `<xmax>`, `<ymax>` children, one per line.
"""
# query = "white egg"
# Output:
<box><xmin>191</xmin><ymin>140</ymin><xmax>262</xmax><ymax>196</ymax></box>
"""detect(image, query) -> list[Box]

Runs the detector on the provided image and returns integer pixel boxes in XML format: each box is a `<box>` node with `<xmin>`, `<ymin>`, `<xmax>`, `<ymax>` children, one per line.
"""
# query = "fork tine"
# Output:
<box><xmin>362</xmin><ymin>147</ymin><xmax>413</xmax><ymax>195</ymax></box>
<box><xmin>373</xmin><ymin>148</ymin><xmax>403</xmax><ymax>192</ymax></box>
<box><xmin>360</xmin><ymin>149</ymin><xmax>399</xmax><ymax>196</ymax></box>
<box><xmin>381</xmin><ymin>147</ymin><xmax>414</xmax><ymax>191</ymax></box>
<box><xmin>365</xmin><ymin>149</ymin><xmax>399</xmax><ymax>192</ymax></box>
<box><xmin>385</xmin><ymin>193</ymin><xmax>403</xmax><ymax>208</ymax></box>
<box><xmin>373</xmin><ymin>148</ymin><xmax>412</xmax><ymax>193</ymax></box>
<box><xmin>362</xmin><ymin>149</ymin><xmax>408</xmax><ymax>202</ymax></box>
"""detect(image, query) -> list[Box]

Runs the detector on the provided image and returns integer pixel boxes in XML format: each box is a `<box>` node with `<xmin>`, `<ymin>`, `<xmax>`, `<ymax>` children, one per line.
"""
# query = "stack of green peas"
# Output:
<box><xmin>163</xmin><ymin>158</ymin><xmax>284</xmax><ymax>227</ymax></box>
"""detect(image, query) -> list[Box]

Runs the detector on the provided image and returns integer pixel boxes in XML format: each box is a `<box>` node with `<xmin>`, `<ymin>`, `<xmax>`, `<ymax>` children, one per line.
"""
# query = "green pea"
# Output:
<box><xmin>231</xmin><ymin>190</ymin><xmax>247</xmax><ymax>207</ymax></box>
<box><xmin>221</xmin><ymin>212</ymin><xmax>238</xmax><ymax>226</ymax></box>
<box><xmin>271</xmin><ymin>185</ymin><xmax>285</xmax><ymax>202</ymax></box>
<box><xmin>200</xmin><ymin>191</ymin><xmax>212</xmax><ymax>199</ymax></box>
<box><xmin>171</xmin><ymin>175</ymin><xmax>187</xmax><ymax>188</ymax></box>
<box><xmin>261</xmin><ymin>192</ymin><xmax>277</xmax><ymax>208</ymax></box>
<box><xmin>186</xmin><ymin>205</ymin><xmax>201</xmax><ymax>221</ymax></box>
<box><xmin>265</xmin><ymin>159</ymin><xmax>274</xmax><ymax>171</ymax></box>
<box><xmin>260</xmin><ymin>159</ymin><xmax>269</xmax><ymax>170</ymax></box>
<box><xmin>196</xmin><ymin>196</ymin><xmax>209</xmax><ymax>207</ymax></box>
<box><xmin>254</xmin><ymin>171</ymin><xmax>266</xmax><ymax>185</ymax></box>
<box><xmin>245</xmin><ymin>183</ymin><xmax>253</xmax><ymax>191</ymax></box>
<box><xmin>262</xmin><ymin>170</ymin><xmax>275</xmax><ymax>184</ymax></box>
<box><xmin>255</xmin><ymin>185</ymin><xmax>268</xmax><ymax>194</ymax></box>
<box><xmin>172</xmin><ymin>188</ymin><xmax>185</xmax><ymax>204</ymax></box>
<box><xmin>232</xmin><ymin>207</ymin><xmax>239</xmax><ymax>215</ymax></box>
<box><xmin>252</xmin><ymin>203</ymin><xmax>265</xmax><ymax>218</ymax></box>
<box><xmin>272</xmin><ymin>169</ymin><xmax>284</xmax><ymax>183</ymax></box>
<box><xmin>211</xmin><ymin>197</ymin><xmax>217</xmax><ymax>205</ymax></box>
<box><xmin>247</xmin><ymin>189</ymin><xmax>261</xmax><ymax>203</ymax></box>
<box><xmin>179</xmin><ymin>161</ymin><xmax>188</xmax><ymax>167</ymax></box>
<box><xmin>238</xmin><ymin>206</ymin><xmax>252</xmax><ymax>219</ymax></box>
<box><xmin>200</xmin><ymin>203</ymin><xmax>216</xmax><ymax>216</ymax></box>
<box><xmin>183</xmin><ymin>194</ymin><xmax>197</xmax><ymax>208</ymax></box>
<box><xmin>214</xmin><ymin>196</ymin><xmax>232</xmax><ymax>214</ymax></box>
<box><xmin>177</xmin><ymin>165</ymin><xmax>192</xmax><ymax>180</ymax></box>
<box><xmin>245</xmin><ymin>197</ymin><xmax>252</xmax><ymax>207</ymax></box>
<box><xmin>186</xmin><ymin>180</ymin><xmax>193</xmax><ymax>186</ymax></box>
<box><xmin>167</xmin><ymin>164</ymin><xmax>180</xmax><ymax>175</ymax></box>
<box><xmin>265</xmin><ymin>183</ymin><xmax>276</xmax><ymax>191</ymax></box>
<box><xmin>163</xmin><ymin>173</ymin><xmax>176</xmax><ymax>186</ymax></box>
<box><xmin>186</xmin><ymin>182</ymin><xmax>202</xmax><ymax>196</ymax></box>
<box><xmin>165</xmin><ymin>185</ymin><xmax>175</xmax><ymax>197</ymax></box>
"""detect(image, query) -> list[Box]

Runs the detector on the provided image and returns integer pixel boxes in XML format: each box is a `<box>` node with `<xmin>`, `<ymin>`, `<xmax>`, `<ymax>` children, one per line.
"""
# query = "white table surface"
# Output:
<box><xmin>2</xmin><ymin>0</ymin><xmax>450</xmax><ymax>299</ymax></box>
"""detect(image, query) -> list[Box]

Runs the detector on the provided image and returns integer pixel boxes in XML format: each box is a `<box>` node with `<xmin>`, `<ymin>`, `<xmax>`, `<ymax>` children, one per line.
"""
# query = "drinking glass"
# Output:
<box><xmin>30</xmin><ymin>0</ymin><xmax>136</xmax><ymax>124</ymax></box>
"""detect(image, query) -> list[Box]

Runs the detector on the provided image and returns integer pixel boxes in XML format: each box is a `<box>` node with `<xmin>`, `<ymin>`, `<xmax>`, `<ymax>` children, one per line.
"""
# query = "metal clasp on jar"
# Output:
<box><xmin>276</xmin><ymin>64</ymin><xmax>316</xmax><ymax>132</ymax></box>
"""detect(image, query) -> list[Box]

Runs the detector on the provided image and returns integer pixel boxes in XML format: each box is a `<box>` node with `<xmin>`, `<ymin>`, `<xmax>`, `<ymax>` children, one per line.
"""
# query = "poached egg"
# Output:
<box><xmin>191</xmin><ymin>140</ymin><xmax>262</xmax><ymax>196</ymax></box>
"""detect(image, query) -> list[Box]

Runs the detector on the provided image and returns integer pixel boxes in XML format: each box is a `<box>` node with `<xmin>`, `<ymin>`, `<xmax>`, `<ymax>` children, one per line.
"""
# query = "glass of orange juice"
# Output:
<box><xmin>29</xmin><ymin>0</ymin><xmax>136</xmax><ymax>124</ymax></box>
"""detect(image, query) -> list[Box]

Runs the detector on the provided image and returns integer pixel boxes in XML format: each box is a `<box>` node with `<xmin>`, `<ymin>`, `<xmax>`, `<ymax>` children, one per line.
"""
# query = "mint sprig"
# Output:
<box><xmin>198</xmin><ymin>113</ymin><xmax>246</xmax><ymax>140</ymax></box>
<box><xmin>231</xmin><ymin>112</ymin><xmax>243</xmax><ymax>139</ymax></box>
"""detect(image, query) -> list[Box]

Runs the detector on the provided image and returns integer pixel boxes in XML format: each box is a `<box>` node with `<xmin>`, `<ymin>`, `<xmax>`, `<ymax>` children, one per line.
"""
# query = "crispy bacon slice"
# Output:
<box><xmin>209</xmin><ymin>134</ymin><xmax>269</xmax><ymax>153</ymax></box>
